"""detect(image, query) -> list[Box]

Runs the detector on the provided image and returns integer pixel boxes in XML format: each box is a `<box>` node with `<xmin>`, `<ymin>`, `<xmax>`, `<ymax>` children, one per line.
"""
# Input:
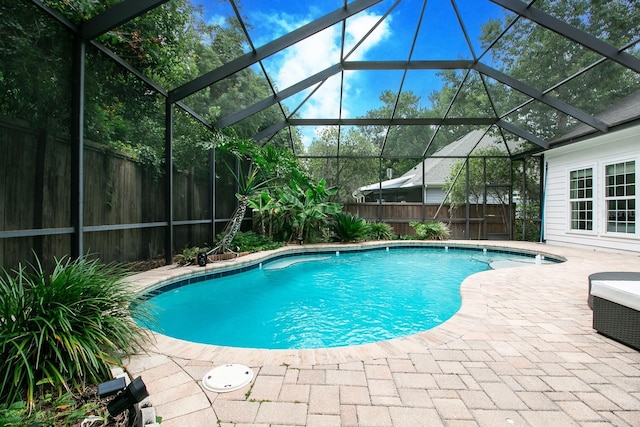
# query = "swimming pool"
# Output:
<box><xmin>137</xmin><ymin>246</ymin><xmax>556</xmax><ymax>349</ymax></box>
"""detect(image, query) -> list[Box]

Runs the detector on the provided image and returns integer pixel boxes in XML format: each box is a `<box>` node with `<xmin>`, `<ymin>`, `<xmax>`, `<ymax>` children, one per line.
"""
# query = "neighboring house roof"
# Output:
<box><xmin>357</xmin><ymin>129</ymin><xmax>503</xmax><ymax>194</ymax></box>
<box><xmin>553</xmin><ymin>90</ymin><xmax>640</xmax><ymax>144</ymax></box>
<box><xmin>359</xmin><ymin>174</ymin><xmax>417</xmax><ymax>192</ymax></box>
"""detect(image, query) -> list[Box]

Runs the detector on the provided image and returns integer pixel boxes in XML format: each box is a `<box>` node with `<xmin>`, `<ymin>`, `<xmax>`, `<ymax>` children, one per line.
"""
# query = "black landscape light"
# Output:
<box><xmin>97</xmin><ymin>377</ymin><xmax>127</xmax><ymax>398</ymax></box>
<box><xmin>197</xmin><ymin>251</ymin><xmax>207</xmax><ymax>266</ymax></box>
<box><xmin>100</xmin><ymin>376</ymin><xmax>149</xmax><ymax>417</ymax></box>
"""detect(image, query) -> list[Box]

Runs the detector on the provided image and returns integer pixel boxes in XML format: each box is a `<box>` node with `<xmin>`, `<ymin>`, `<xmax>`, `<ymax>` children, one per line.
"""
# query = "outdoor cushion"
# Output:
<box><xmin>588</xmin><ymin>272</ymin><xmax>640</xmax><ymax>308</ymax></box>
<box><xmin>590</xmin><ymin>280</ymin><xmax>640</xmax><ymax>312</ymax></box>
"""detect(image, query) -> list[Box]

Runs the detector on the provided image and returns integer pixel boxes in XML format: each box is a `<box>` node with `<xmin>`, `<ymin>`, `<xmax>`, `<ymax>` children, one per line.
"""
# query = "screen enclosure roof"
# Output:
<box><xmin>39</xmin><ymin>0</ymin><xmax>640</xmax><ymax>159</ymax></box>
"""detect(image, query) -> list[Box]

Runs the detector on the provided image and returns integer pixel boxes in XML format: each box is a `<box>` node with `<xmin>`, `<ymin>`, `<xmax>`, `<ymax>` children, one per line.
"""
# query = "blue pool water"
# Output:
<box><xmin>138</xmin><ymin>247</ymin><xmax>541</xmax><ymax>349</ymax></box>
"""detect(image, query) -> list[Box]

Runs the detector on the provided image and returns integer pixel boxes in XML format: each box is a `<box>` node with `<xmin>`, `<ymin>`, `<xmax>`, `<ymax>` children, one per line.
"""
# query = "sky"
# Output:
<box><xmin>197</xmin><ymin>0</ymin><xmax>507</xmax><ymax>145</ymax></box>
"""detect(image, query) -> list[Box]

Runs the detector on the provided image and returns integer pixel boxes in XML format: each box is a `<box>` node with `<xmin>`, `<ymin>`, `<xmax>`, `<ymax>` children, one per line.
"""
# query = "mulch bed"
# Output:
<box><xmin>124</xmin><ymin>257</ymin><xmax>166</xmax><ymax>272</ymax></box>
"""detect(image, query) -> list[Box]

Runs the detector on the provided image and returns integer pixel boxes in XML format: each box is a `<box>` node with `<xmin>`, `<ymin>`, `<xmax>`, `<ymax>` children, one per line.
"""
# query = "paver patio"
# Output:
<box><xmin>125</xmin><ymin>241</ymin><xmax>640</xmax><ymax>426</ymax></box>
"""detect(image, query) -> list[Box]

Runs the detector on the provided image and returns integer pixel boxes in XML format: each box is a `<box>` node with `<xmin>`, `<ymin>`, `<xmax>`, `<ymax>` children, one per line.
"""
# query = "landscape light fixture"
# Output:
<box><xmin>98</xmin><ymin>376</ymin><xmax>149</xmax><ymax>418</ymax></box>
<box><xmin>197</xmin><ymin>251</ymin><xmax>207</xmax><ymax>266</ymax></box>
<box><xmin>97</xmin><ymin>377</ymin><xmax>126</xmax><ymax>398</ymax></box>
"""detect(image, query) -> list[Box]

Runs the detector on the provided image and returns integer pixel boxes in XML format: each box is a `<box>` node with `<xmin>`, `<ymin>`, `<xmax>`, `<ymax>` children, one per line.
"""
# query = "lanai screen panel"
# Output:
<box><xmin>1</xmin><ymin>0</ymin><xmax>639</xmax><ymax>266</ymax></box>
<box><xmin>21</xmin><ymin>0</ymin><xmax>640</xmax><ymax>160</ymax></box>
<box><xmin>0</xmin><ymin>2</ymin><xmax>76</xmax><ymax>267</ymax></box>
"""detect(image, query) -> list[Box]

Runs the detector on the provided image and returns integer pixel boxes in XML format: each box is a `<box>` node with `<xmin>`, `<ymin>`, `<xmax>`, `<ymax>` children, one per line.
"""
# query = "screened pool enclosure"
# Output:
<box><xmin>1</xmin><ymin>0</ymin><xmax>639</xmax><ymax>268</ymax></box>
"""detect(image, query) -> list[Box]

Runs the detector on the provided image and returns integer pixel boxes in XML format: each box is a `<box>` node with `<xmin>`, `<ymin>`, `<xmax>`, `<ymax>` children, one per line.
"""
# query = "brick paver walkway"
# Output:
<box><xmin>126</xmin><ymin>241</ymin><xmax>640</xmax><ymax>426</ymax></box>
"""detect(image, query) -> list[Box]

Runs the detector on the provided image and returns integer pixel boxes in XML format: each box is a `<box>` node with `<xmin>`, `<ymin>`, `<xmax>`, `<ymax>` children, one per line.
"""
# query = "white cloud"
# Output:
<box><xmin>250</xmin><ymin>11</ymin><xmax>310</xmax><ymax>45</ymax></box>
<box><xmin>344</xmin><ymin>13</ymin><xmax>391</xmax><ymax>60</ymax></box>
<box><xmin>207</xmin><ymin>14</ymin><xmax>227</xmax><ymax>27</ymax></box>
<box><xmin>264</xmin><ymin>11</ymin><xmax>391</xmax><ymax>147</ymax></box>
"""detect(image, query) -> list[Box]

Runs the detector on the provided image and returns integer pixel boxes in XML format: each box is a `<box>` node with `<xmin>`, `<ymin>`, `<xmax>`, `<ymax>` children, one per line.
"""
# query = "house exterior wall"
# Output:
<box><xmin>425</xmin><ymin>186</ymin><xmax>447</xmax><ymax>204</ymax></box>
<box><xmin>544</xmin><ymin>125</ymin><xmax>640</xmax><ymax>254</ymax></box>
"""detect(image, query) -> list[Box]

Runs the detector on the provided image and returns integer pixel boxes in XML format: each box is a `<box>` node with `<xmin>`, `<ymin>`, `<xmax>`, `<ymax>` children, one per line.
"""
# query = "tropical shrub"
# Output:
<box><xmin>175</xmin><ymin>246</ymin><xmax>210</xmax><ymax>265</ymax></box>
<box><xmin>0</xmin><ymin>256</ymin><xmax>154</xmax><ymax>407</ymax></box>
<box><xmin>365</xmin><ymin>221</ymin><xmax>395</xmax><ymax>240</ymax></box>
<box><xmin>515</xmin><ymin>202</ymin><xmax>542</xmax><ymax>242</ymax></box>
<box><xmin>410</xmin><ymin>221</ymin><xmax>451</xmax><ymax>240</ymax></box>
<box><xmin>275</xmin><ymin>179</ymin><xmax>342</xmax><ymax>242</ymax></box>
<box><xmin>331</xmin><ymin>212</ymin><xmax>368</xmax><ymax>242</ymax></box>
<box><xmin>211</xmin><ymin>134</ymin><xmax>308</xmax><ymax>254</ymax></box>
<box><xmin>226</xmin><ymin>231</ymin><xmax>283</xmax><ymax>252</ymax></box>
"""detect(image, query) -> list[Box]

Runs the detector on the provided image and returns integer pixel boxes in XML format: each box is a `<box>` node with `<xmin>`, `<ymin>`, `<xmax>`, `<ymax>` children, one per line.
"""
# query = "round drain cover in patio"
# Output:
<box><xmin>202</xmin><ymin>364</ymin><xmax>253</xmax><ymax>393</ymax></box>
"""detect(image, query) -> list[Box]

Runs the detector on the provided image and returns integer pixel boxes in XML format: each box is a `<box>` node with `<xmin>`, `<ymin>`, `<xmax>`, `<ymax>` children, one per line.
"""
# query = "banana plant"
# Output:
<box><xmin>248</xmin><ymin>189</ymin><xmax>280</xmax><ymax>238</ymax></box>
<box><xmin>276</xmin><ymin>179</ymin><xmax>342</xmax><ymax>242</ymax></box>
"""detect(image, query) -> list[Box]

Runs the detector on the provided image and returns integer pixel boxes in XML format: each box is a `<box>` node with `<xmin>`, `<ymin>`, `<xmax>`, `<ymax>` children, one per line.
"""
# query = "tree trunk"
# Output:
<box><xmin>209</xmin><ymin>195</ymin><xmax>248</xmax><ymax>255</ymax></box>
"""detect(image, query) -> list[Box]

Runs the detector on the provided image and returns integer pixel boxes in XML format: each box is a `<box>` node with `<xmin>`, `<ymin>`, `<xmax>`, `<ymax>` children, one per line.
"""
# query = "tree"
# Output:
<box><xmin>247</xmin><ymin>189</ymin><xmax>278</xmax><ymax>238</ymax></box>
<box><xmin>208</xmin><ymin>130</ymin><xmax>326</xmax><ymax>251</ymax></box>
<box><xmin>477</xmin><ymin>0</ymin><xmax>640</xmax><ymax>139</ymax></box>
<box><xmin>443</xmin><ymin>146</ymin><xmax>542</xmax><ymax>241</ymax></box>
<box><xmin>305</xmin><ymin>90</ymin><xmax>439</xmax><ymax>203</ymax></box>
<box><xmin>0</xmin><ymin>2</ymin><xmax>73</xmax><ymax>134</ymax></box>
<box><xmin>428</xmin><ymin>70</ymin><xmax>494</xmax><ymax>151</ymax></box>
<box><xmin>191</xmin><ymin>12</ymin><xmax>302</xmax><ymax>151</ymax></box>
<box><xmin>443</xmin><ymin>147</ymin><xmax>510</xmax><ymax>238</ymax></box>
<box><xmin>27</xmin><ymin>0</ymin><xmax>300</xmax><ymax>177</ymax></box>
<box><xmin>210</xmin><ymin>165</ymin><xmax>268</xmax><ymax>254</ymax></box>
<box><xmin>306</xmin><ymin>126</ymin><xmax>379</xmax><ymax>203</ymax></box>
<box><xmin>363</xmin><ymin>90</ymin><xmax>434</xmax><ymax>175</ymax></box>
<box><xmin>445</xmin><ymin>147</ymin><xmax>510</xmax><ymax>206</ymax></box>
<box><xmin>513</xmin><ymin>157</ymin><xmax>543</xmax><ymax>241</ymax></box>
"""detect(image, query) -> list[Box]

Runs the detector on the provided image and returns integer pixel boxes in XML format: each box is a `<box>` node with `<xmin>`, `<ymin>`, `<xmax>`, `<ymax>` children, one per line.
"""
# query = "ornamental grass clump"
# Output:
<box><xmin>365</xmin><ymin>221</ymin><xmax>395</xmax><ymax>241</ymax></box>
<box><xmin>410</xmin><ymin>220</ymin><xmax>451</xmax><ymax>240</ymax></box>
<box><xmin>0</xmin><ymin>255</ymin><xmax>155</xmax><ymax>408</ymax></box>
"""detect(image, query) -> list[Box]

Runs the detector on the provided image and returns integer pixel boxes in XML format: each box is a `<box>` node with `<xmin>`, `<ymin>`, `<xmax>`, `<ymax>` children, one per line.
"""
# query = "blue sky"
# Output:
<box><xmin>196</xmin><ymin>0</ymin><xmax>507</xmax><ymax>144</ymax></box>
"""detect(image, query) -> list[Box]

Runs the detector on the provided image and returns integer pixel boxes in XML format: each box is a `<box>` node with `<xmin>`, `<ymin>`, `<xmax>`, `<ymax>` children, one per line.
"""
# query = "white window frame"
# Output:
<box><xmin>568</xmin><ymin>166</ymin><xmax>594</xmax><ymax>232</ymax></box>
<box><xmin>604</xmin><ymin>160</ymin><xmax>636</xmax><ymax>235</ymax></box>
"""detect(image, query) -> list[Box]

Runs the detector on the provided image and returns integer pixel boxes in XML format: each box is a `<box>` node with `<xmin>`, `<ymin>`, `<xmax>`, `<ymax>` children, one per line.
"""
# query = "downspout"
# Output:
<box><xmin>539</xmin><ymin>157</ymin><xmax>548</xmax><ymax>243</ymax></box>
<box><xmin>377</xmin><ymin>157</ymin><xmax>383</xmax><ymax>221</ymax></box>
<box><xmin>421</xmin><ymin>157</ymin><xmax>426</xmax><ymax>221</ymax></box>
<box><xmin>465</xmin><ymin>158</ymin><xmax>470</xmax><ymax>240</ymax></box>
<box><xmin>210</xmin><ymin>148</ymin><xmax>216</xmax><ymax>247</ymax></box>
<box><xmin>482</xmin><ymin>157</ymin><xmax>487</xmax><ymax>239</ymax></box>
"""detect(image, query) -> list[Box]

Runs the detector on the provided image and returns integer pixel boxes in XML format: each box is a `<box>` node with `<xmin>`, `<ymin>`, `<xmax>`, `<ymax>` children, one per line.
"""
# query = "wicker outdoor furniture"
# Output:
<box><xmin>589</xmin><ymin>272</ymin><xmax>640</xmax><ymax>351</ymax></box>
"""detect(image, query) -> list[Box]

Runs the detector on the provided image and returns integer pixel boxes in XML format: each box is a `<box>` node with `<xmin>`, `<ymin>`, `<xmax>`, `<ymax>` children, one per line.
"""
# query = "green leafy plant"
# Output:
<box><xmin>330</xmin><ymin>212</ymin><xmax>368</xmax><ymax>242</ymax></box>
<box><xmin>0</xmin><ymin>255</ymin><xmax>155</xmax><ymax>408</ymax></box>
<box><xmin>210</xmin><ymin>132</ymin><xmax>308</xmax><ymax>254</ymax></box>
<box><xmin>224</xmin><ymin>231</ymin><xmax>283</xmax><ymax>253</ymax></box>
<box><xmin>365</xmin><ymin>221</ymin><xmax>395</xmax><ymax>240</ymax></box>
<box><xmin>277</xmin><ymin>179</ymin><xmax>343</xmax><ymax>242</ymax></box>
<box><xmin>0</xmin><ymin>390</ymin><xmax>107</xmax><ymax>426</ymax></box>
<box><xmin>248</xmin><ymin>189</ymin><xmax>277</xmax><ymax>238</ymax></box>
<box><xmin>410</xmin><ymin>221</ymin><xmax>451</xmax><ymax>240</ymax></box>
<box><xmin>175</xmin><ymin>246</ymin><xmax>209</xmax><ymax>265</ymax></box>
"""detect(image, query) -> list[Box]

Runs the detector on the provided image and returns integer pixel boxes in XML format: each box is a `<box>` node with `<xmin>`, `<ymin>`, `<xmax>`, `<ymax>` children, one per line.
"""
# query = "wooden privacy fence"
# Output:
<box><xmin>1</xmin><ymin>118</ymin><xmax>518</xmax><ymax>270</ymax></box>
<box><xmin>0</xmin><ymin>118</ymin><xmax>213</xmax><ymax>270</ymax></box>
<box><xmin>343</xmin><ymin>202</ymin><xmax>513</xmax><ymax>240</ymax></box>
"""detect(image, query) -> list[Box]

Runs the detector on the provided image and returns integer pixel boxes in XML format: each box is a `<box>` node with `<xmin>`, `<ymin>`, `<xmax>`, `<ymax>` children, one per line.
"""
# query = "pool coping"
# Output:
<box><xmin>126</xmin><ymin>240</ymin><xmax>566</xmax><ymax>366</ymax></box>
